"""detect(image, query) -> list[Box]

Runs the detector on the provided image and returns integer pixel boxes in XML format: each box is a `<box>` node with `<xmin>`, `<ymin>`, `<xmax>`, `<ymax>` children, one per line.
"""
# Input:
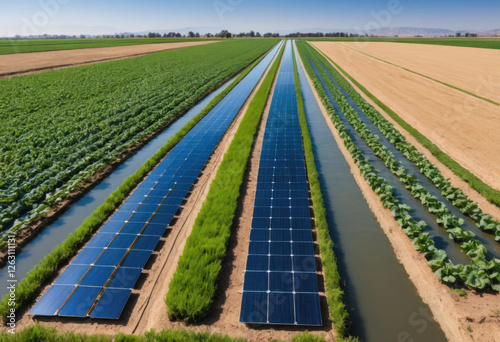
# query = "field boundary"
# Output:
<box><xmin>310</xmin><ymin>42</ymin><xmax>500</xmax><ymax>207</ymax></box>
<box><xmin>0</xmin><ymin>44</ymin><xmax>276</xmax><ymax>321</ymax></box>
<box><xmin>336</xmin><ymin>42</ymin><xmax>499</xmax><ymax>106</ymax></box>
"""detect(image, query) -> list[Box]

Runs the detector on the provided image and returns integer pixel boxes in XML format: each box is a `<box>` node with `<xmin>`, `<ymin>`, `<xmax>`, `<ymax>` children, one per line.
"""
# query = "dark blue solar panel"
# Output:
<box><xmin>108</xmin><ymin>267</ymin><xmax>143</xmax><ymax>289</ymax></box>
<box><xmin>295</xmin><ymin>293</ymin><xmax>322</xmax><ymax>326</ymax></box>
<box><xmin>90</xmin><ymin>289</ymin><xmax>132</xmax><ymax>319</ymax></box>
<box><xmin>100</xmin><ymin>221</ymin><xmax>125</xmax><ymax>233</ymax></box>
<box><xmin>142</xmin><ymin>223</ymin><xmax>168</xmax><ymax>236</ymax></box>
<box><xmin>58</xmin><ymin>286</ymin><xmax>101</xmax><ymax>317</ymax></box>
<box><xmin>241</xmin><ymin>41</ymin><xmax>321</xmax><ymax>327</ymax></box>
<box><xmin>86</xmin><ymin>233</ymin><xmax>116</xmax><ymax>248</ymax></box>
<box><xmin>108</xmin><ymin>234</ymin><xmax>137</xmax><ymax>249</ymax></box>
<box><xmin>120</xmin><ymin>222</ymin><xmax>145</xmax><ymax>234</ymax></box>
<box><xmin>121</xmin><ymin>250</ymin><xmax>151</xmax><ymax>269</ymax></box>
<box><xmin>54</xmin><ymin>265</ymin><xmax>90</xmax><ymax>285</ymax></box>
<box><xmin>150</xmin><ymin>213</ymin><xmax>175</xmax><ymax>226</ymax></box>
<box><xmin>72</xmin><ymin>248</ymin><xmax>103</xmax><ymax>265</ymax></box>
<box><xmin>29</xmin><ymin>285</ymin><xmax>75</xmax><ymax>316</ymax></box>
<box><xmin>79</xmin><ymin>266</ymin><xmax>114</xmax><ymax>287</ymax></box>
<box><xmin>94</xmin><ymin>248</ymin><xmax>128</xmax><ymax>267</ymax></box>
<box><xmin>133</xmin><ymin>235</ymin><xmax>160</xmax><ymax>251</ymax></box>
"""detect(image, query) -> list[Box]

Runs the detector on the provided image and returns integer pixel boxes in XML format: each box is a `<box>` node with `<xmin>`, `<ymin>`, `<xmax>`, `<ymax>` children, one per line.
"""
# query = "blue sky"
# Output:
<box><xmin>0</xmin><ymin>0</ymin><xmax>499</xmax><ymax>36</ymax></box>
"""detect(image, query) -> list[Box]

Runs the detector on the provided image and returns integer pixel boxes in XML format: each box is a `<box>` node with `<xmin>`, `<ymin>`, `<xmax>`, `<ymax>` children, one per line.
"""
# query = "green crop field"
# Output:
<box><xmin>0</xmin><ymin>37</ymin><xmax>219</xmax><ymax>55</ymax></box>
<box><xmin>0</xmin><ymin>39</ymin><xmax>278</xmax><ymax>234</ymax></box>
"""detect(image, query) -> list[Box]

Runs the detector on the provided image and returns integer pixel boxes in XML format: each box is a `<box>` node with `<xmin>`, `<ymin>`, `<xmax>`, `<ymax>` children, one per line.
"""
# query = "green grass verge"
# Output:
<box><xmin>0</xmin><ymin>37</ymin><xmax>219</xmax><ymax>55</ymax></box>
<box><xmin>165</xmin><ymin>43</ymin><xmax>285</xmax><ymax>322</ymax></box>
<box><xmin>292</xmin><ymin>47</ymin><xmax>357</xmax><ymax>342</ymax></box>
<box><xmin>0</xmin><ymin>45</ymin><xmax>274</xmax><ymax>321</ymax></box>
<box><xmin>311</xmin><ymin>44</ymin><xmax>500</xmax><ymax>207</ymax></box>
<box><xmin>302</xmin><ymin>37</ymin><xmax>500</xmax><ymax>50</ymax></box>
<box><xmin>0</xmin><ymin>323</ymin><xmax>327</xmax><ymax>341</ymax></box>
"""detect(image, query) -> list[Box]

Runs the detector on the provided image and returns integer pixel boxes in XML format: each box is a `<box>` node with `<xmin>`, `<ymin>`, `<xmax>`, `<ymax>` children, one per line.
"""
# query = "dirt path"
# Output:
<box><xmin>312</xmin><ymin>42</ymin><xmax>500</xmax><ymax>192</ymax></box>
<box><xmin>0</xmin><ymin>41</ymin><xmax>217</xmax><ymax>77</ymax></box>
<box><xmin>298</xmin><ymin>47</ymin><xmax>500</xmax><ymax>342</ymax></box>
<box><xmin>337</xmin><ymin>42</ymin><xmax>500</xmax><ymax>105</ymax></box>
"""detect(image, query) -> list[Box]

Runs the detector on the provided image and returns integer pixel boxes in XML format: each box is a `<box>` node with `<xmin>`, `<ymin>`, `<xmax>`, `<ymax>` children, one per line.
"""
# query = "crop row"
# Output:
<box><xmin>309</xmin><ymin>50</ymin><xmax>500</xmax><ymax>242</ymax></box>
<box><xmin>0</xmin><ymin>39</ymin><xmax>278</xmax><ymax>237</ymax></box>
<box><xmin>297</xmin><ymin>41</ymin><xmax>500</xmax><ymax>292</ymax></box>
<box><xmin>0</xmin><ymin>51</ymin><xmax>269</xmax><ymax>320</ymax></box>
<box><xmin>166</xmin><ymin>44</ymin><xmax>284</xmax><ymax>321</ymax></box>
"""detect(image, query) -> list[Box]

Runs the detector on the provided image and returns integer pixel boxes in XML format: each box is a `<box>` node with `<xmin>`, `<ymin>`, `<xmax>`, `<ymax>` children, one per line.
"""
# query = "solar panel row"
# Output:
<box><xmin>30</xmin><ymin>40</ymin><xmax>285</xmax><ymax>320</ymax></box>
<box><xmin>240</xmin><ymin>41</ymin><xmax>322</xmax><ymax>326</ymax></box>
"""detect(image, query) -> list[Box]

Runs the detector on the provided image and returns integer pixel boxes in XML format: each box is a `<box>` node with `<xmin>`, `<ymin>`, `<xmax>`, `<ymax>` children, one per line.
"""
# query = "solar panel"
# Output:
<box><xmin>29</xmin><ymin>285</ymin><xmax>75</xmax><ymax>316</ymax></box>
<box><xmin>31</xmin><ymin>40</ymin><xmax>284</xmax><ymax>320</ymax></box>
<box><xmin>240</xmin><ymin>41</ymin><xmax>322</xmax><ymax>327</ymax></box>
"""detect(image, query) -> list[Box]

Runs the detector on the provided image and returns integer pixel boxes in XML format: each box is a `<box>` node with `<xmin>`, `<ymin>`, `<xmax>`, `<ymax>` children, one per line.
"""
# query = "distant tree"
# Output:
<box><xmin>465</xmin><ymin>32</ymin><xmax>470</xmax><ymax>37</ymax></box>
<box><xmin>115</xmin><ymin>34</ymin><xmax>120</xmax><ymax>38</ymax></box>
<box><xmin>195</xmin><ymin>32</ymin><xmax>200</xmax><ymax>38</ymax></box>
<box><xmin>80</xmin><ymin>34</ymin><xmax>86</xmax><ymax>39</ymax></box>
<box><xmin>264</xmin><ymin>32</ymin><xmax>273</xmax><ymax>37</ymax></box>
<box><xmin>456</xmin><ymin>32</ymin><xmax>461</xmax><ymax>37</ymax></box>
<box><xmin>256</xmin><ymin>32</ymin><xmax>261</xmax><ymax>37</ymax></box>
<box><xmin>130</xmin><ymin>34</ymin><xmax>135</xmax><ymax>38</ymax></box>
<box><xmin>250</xmin><ymin>30</ymin><xmax>255</xmax><ymax>37</ymax></box>
<box><xmin>175</xmin><ymin>33</ymin><xmax>182</xmax><ymax>37</ymax></box>
<box><xmin>163</xmin><ymin>33</ymin><xmax>167</xmax><ymax>38</ymax></box>
<box><xmin>188</xmin><ymin>31</ymin><xmax>195</xmax><ymax>38</ymax></box>
<box><xmin>205</xmin><ymin>33</ymin><xmax>213</xmax><ymax>37</ymax></box>
<box><xmin>120</xmin><ymin>34</ymin><xmax>125</xmax><ymax>38</ymax></box>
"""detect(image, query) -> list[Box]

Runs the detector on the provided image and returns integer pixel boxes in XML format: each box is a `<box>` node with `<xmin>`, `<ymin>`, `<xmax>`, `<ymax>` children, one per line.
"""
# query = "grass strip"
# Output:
<box><xmin>0</xmin><ymin>322</ymin><xmax>327</xmax><ymax>342</ymax></box>
<box><xmin>165</xmin><ymin>44</ymin><xmax>285</xmax><ymax>321</ymax></box>
<box><xmin>0</xmin><ymin>44</ymin><xmax>276</xmax><ymax>321</ymax></box>
<box><xmin>311</xmin><ymin>44</ymin><xmax>500</xmax><ymax>207</ymax></box>
<box><xmin>292</xmin><ymin>46</ymin><xmax>357</xmax><ymax>341</ymax></box>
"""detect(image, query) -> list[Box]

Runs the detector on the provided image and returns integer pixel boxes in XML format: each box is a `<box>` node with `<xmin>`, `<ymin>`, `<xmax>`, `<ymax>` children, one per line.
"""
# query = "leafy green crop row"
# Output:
<box><xmin>0</xmin><ymin>39</ymin><xmax>278</xmax><ymax>237</ymax></box>
<box><xmin>0</xmin><ymin>48</ymin><xmax>273</xmax><ymax>321</ymax></box>
<box><xmin>0</xmin><ymin>37</ymin><xmax>218</xmax><ymax>55</ymax></box>
<box><xmin>308</xmin><ymin>48</ymin><xmax>500</xmax><ymax>242</ymax></box>
<box><xmin>166</xmin><ymin>44</ymin><xmax>285</xmax><ymax>321</ymax></box>
<box><xmin>292</xmin><ymin>45</ymin><xmax>357</xmax><ymax>342</ymax></box>
<box><xmin>297</xmin><ymin>41</ymin><xmax>500</xmax><ymax>292</ymax></box>
<box><xmin>0</xmin><ymin>323</ymin><xmax>326</xmax><ymax>342</ymax></box>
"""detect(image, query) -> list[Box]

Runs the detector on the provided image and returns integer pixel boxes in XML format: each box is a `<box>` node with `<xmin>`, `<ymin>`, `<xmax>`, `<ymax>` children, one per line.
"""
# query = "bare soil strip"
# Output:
<box><xmin>0</xmin><ymin>41</ymin><xmax>216</xmax><ymax>77</ymax></box>
<box><xmin>18</xmin><ymin>51</ymin><xmax>333</xmax><ymax>342</ymax></box>
<box><xmin>312</xmin><ymin>42</ymin><xmax>500</xmax><ymax>192</ymax></box>
<box><xmin>298</xmin><ymin>46</ymin><xmax>500</xmax><ymax>342</ymax></box>
<box><xmin>337</xmin><ymin>42</ymin><xmax>500</xmax><ymax>105</ymax></box>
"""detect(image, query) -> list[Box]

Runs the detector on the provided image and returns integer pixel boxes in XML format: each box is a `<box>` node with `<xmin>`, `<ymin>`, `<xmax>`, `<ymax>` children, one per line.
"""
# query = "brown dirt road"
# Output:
<box><xmin>312</xmin><ymin>41</ymin><xmax>500</xmax><ymax>191</ymax></box>
<box><xmin>0</xmin><ymin>41</ymin><xmax>217</xmax><ymax>77</ymax></box>
<box><xmin>297</xmin><ymin>50</ymin><xmax>500</xmax><ymax>342</ymax></box>
<box><xmin>337</xmin><ymin>42</ymin><xmax>500</xmax><ymax>105</ymax></box>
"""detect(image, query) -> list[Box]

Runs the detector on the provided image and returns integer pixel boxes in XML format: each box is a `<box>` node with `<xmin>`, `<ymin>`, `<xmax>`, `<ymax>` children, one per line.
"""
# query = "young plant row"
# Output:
<box><xmin>0</xmin><ymin>52</ymin><xmax>269</xmax><ymax>321</ymax></box>
<box><xmin>0</xmin><ymin>323</ymin><xmax>327</xmax><ymax>342</ymax></box>
<box><xmin>0</xmin><ymin>39</ymin><xmax>278</xmax><ymax>238</ymax></box>
<box><xmin>305</xmin><ymin>42</ymin><xmax>500</xmax><ymax>242</ymax></box>
<box><xmin>296</xmin><ymin>42</ymin><xmax>500</xmax><ymax>292</ymax></box>
<box><xmin>166</xmin><ymin>45</ymin><xmax>285</xmax><ymax>321</ymax></box>
<box><xmin>292</xmin><ymin>46</ymin><xmax>357</xmax><ymax>342</ymax></box>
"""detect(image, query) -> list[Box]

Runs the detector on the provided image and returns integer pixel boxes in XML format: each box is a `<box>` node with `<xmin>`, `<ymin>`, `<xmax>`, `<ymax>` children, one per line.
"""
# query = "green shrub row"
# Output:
<box><xmin>307</xmin><ymin>45</ymin><xmax>500</xmax><ymax>241</ymax></box>
<box><xmin>296</xmin><ymin>42</ymin><xmax>500</xmax><ymax>292</ymax></box>
<box><xmin>292</xmin><ymin>45</ymin><xmax>357</xmax><ymax>341</ymax></box>
<box><xmin>165</xmin><ymin>44</ymin><xmax>285</xmax><ymax>321</ymax></box>
<box><xmin>308</xmin><ymin>43</ymin><xmax>500</xmax><ymax>208</ymax></box>
<box><xmin>0</xmin><ymin>323</ymin><xmax>327</xmax><ymax>342</ymax></box>
<box><xmin>0</xmin><ymin>46</ymin><xmax>274</xmax><ymax>321</ymax></box>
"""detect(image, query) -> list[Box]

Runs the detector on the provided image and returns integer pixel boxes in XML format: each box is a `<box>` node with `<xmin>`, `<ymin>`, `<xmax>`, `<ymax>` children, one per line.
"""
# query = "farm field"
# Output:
<box><xmin>0</xmin><ymin>39</ymin><xmax>277</xmax><ymax>245</ymax></box>
<box><xmin>0</xmin><ymin>28</ymin><xmax>500</xmax><ymax>342</ymax></box>
<box><xmin>311</xmin><ymin>41</ymin><xmax>500</xmax><ymax>192</ymax></box>
<box><xmin>0</xmin><ymin>37</ymin><xmax>218</xmax><ymax>55</ymax></box>
<box><xmin>335</xmin><ymin>42</ymin><xmax>500</xmax><ymax>104</ymax></box>
<box><xmin>0</xmin><ymin>40</ymin><xmax>217</xmax><ymax>77</ymax></box>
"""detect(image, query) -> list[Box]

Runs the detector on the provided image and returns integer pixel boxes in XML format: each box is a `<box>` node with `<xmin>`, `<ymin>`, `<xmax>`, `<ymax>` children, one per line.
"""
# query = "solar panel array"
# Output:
<box><xmin>239</xmin><ymin>41</ymin><xmax>322</xmax><ymax>326</ymax></box>
<box><xmin>30</xmin><ymin>41</ymin><xmax>284</xmax><ymax>320</ymax></box>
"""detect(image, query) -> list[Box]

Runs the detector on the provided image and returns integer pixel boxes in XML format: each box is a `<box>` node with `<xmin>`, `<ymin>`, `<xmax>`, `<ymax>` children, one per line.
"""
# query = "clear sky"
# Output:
<box><xmin>0</xmin><ymin>0</ymin><xmax>499</xmax><ymax>36</ymax></box>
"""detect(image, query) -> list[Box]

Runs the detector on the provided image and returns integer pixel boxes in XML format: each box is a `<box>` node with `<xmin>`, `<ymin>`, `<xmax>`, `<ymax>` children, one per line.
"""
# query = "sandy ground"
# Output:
<box><xmin>0</xmin><ymin>41</ymin><xmax>216</xmax><ymax>77</ymax></box>
<box><xmin>298</xmin><ymin>48</ymin><xmax>500</xmax><ymax>342</ymax></box>
<box><xmin>312</xmin><ymin>42</ymin><xmax>500</xmax><ymax>192</ymax></box>
<box><xmin>18</xmin><ymin>49</ymin><xmax>333</xmax><ymax>341</ymax></box>
<box><xmin>337</xmin><ymin>42</ymin><xmax>500</xmax><ymax>104</ymax></box>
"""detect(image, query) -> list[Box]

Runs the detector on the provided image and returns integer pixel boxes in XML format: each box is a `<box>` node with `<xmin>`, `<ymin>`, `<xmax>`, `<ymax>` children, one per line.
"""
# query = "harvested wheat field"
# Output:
<box><xmin>336</xmin><ymin>42</ymin><xmax>500</xmax><ymax>104</ymax></box>
<box><xmin>312</xmin><ymin>41</ymin><xmax>500</xmax><ymax>191</ymax></box>
<box><xmin>0</xmin><ymin>41</ymin><xmax>216</xmax><ymax>77</ymax></box>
